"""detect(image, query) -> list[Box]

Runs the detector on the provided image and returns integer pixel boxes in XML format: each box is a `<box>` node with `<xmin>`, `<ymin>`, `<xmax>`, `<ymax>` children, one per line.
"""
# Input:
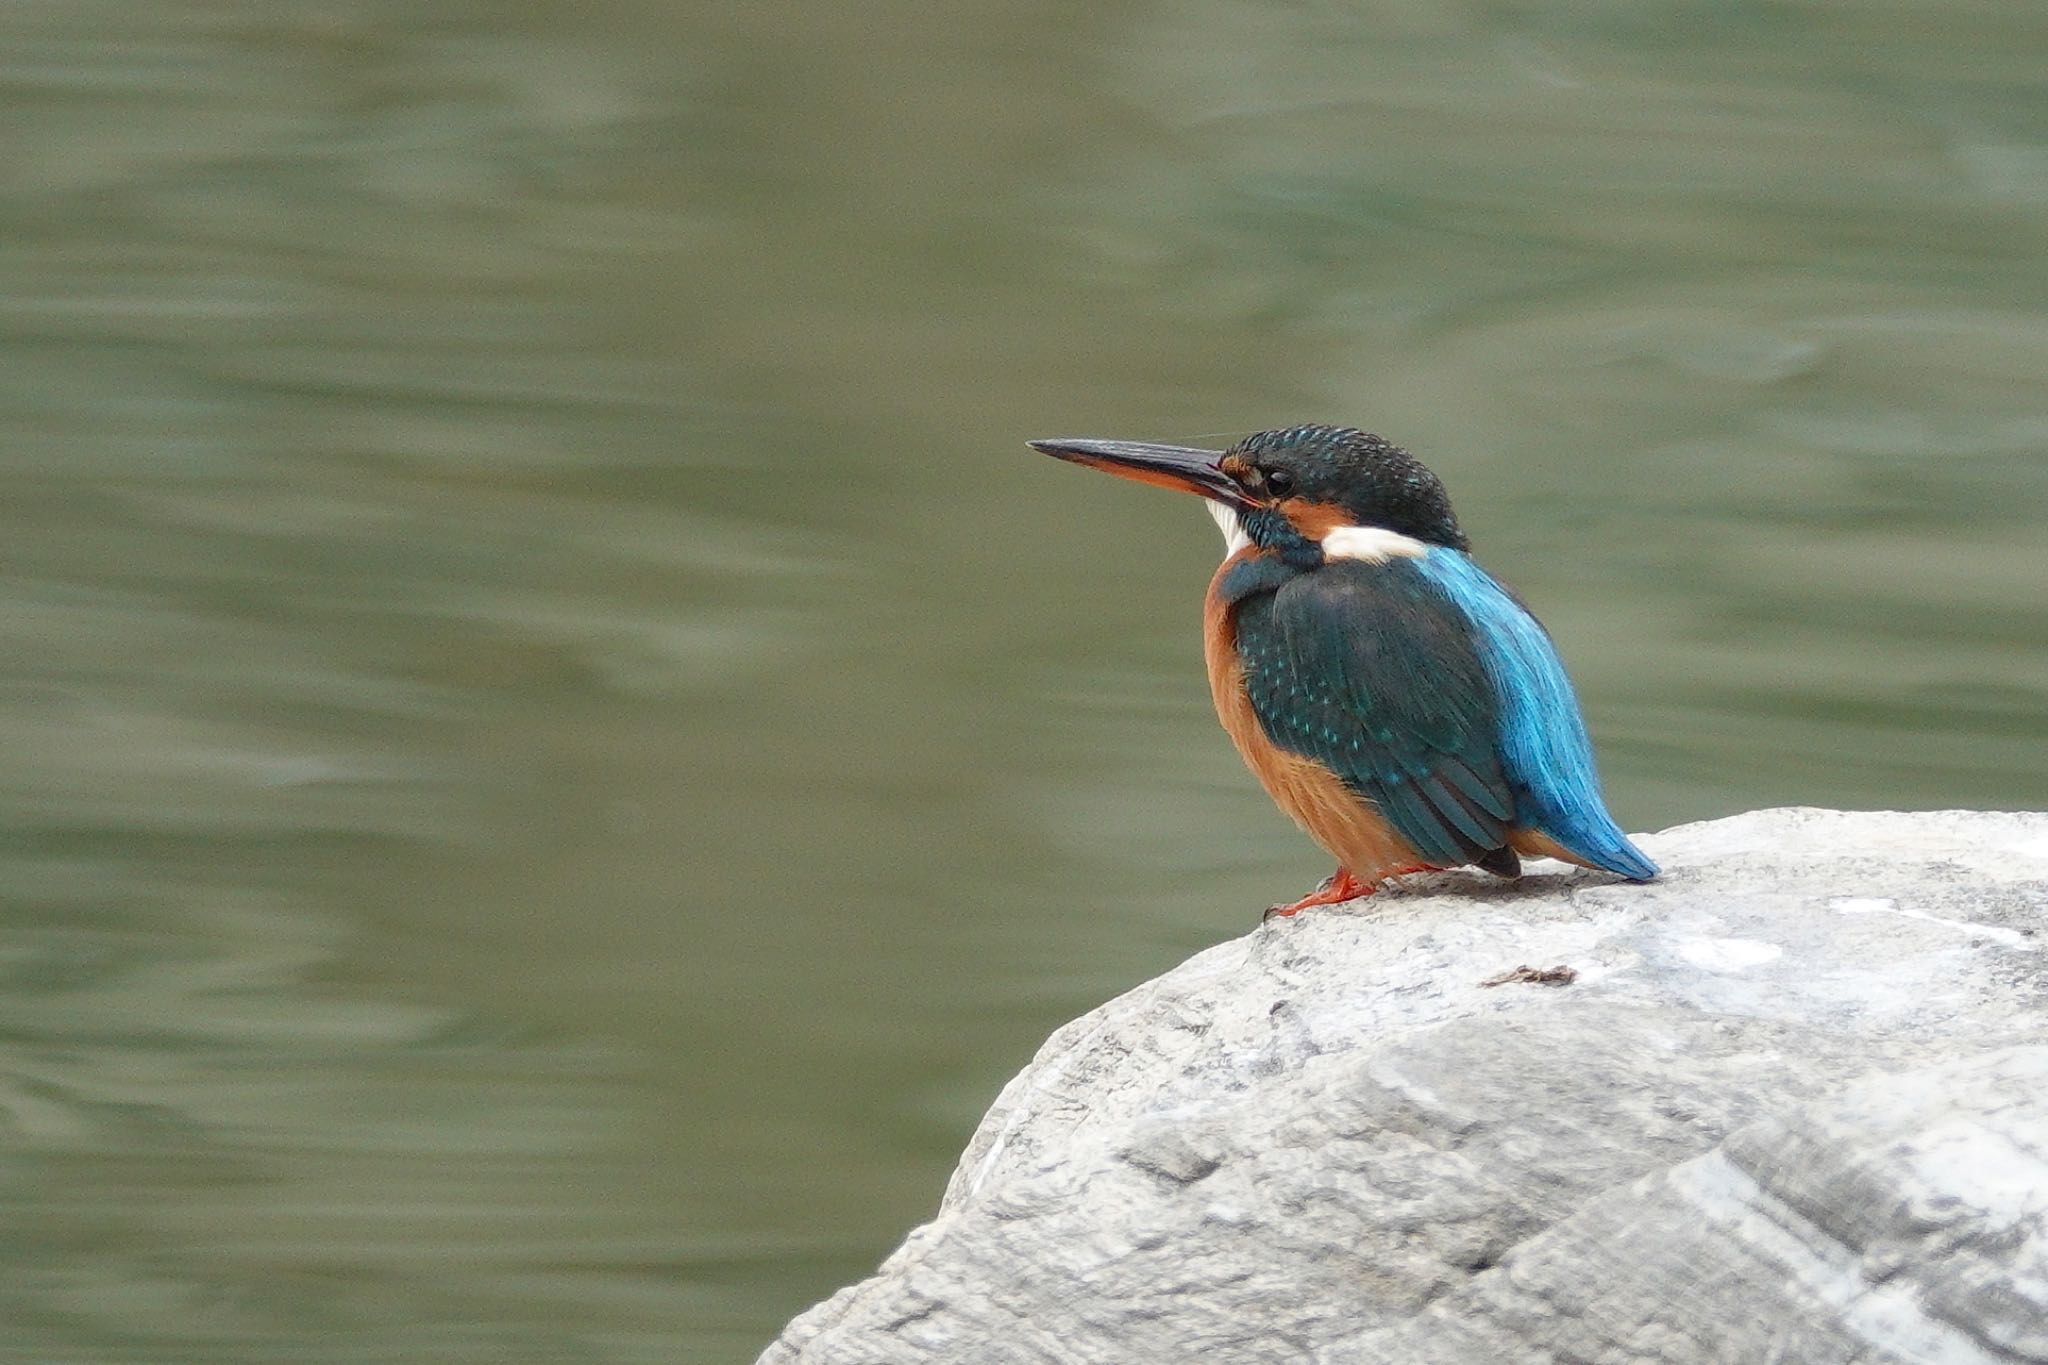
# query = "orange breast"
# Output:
<box><xmin>1202</xmin><ymin>551</ymin><xmax>1427</xmax><ymax>882</ymax></box>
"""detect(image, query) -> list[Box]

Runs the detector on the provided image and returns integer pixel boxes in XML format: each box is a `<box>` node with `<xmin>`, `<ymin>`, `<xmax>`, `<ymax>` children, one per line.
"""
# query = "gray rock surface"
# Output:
<box><xmin>761</xmin><ymin>809</ymin><xmax>2048</xmax><ymax>1365</ymax></box>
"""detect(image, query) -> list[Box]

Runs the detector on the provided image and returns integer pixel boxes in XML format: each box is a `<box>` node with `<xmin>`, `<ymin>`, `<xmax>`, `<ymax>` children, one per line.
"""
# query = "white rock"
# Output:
<box><xmin>761</xmin><ymin>809</ymin><xmax>2048</xmax><ymax>1365</ymax></box>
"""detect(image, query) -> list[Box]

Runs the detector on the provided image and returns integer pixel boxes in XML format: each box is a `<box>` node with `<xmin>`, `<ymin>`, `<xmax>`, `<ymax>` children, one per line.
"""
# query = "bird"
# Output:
<box><xmin>1029</xmin><ymin>424</ymin><xmax>1656</xmax><ymax>918</ymax></box>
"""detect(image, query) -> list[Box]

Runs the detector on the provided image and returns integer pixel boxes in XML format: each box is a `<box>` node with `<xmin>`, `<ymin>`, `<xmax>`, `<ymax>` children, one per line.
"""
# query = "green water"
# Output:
<box><xmin>4</xmin><ymin>1</ymin><xmax>2046</xmax><ymax>1359</ymax></box>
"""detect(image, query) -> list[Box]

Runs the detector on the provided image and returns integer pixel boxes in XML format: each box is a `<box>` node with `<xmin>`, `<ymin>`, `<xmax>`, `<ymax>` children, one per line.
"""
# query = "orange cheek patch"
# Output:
<box><xmin>1278</xmin><ymin>497</ymin><xmax>1353</xmax><ymax>539</ymax></box>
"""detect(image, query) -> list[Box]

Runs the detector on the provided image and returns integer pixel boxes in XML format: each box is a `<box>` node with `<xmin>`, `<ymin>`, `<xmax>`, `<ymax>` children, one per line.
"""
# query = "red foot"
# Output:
<box><xmin>1262</xmin><ymin>863</ymin><xmax>1435</xmax><ymax>921</ymax></box>
<box><xmin>1264</xmin><ymin>867</ymin><xmax>1374</xmax><ymax>920</ymax></box>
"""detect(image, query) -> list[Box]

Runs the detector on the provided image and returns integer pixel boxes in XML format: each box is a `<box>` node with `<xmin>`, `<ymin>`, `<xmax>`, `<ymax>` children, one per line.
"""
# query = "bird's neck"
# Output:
<box><xmin>1206</xmin><ymin>502</ymin><xmax>1322</xmax><ymax>569</ymax></box>
<box><xmin>1202</xmin><ymin>506</ymin><xmax>1317</xmax><ymax>618</ymax></box>
<box><xmin>1207</xmin><ymin>502</ymin><xmax>1434</xmax><ymax>580</ymax></box>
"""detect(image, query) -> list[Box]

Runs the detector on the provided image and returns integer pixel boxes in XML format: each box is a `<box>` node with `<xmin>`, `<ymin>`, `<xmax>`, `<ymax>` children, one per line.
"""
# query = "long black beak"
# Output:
<box><xmin>1028</xmin><ymin>438</ymin><xmax>1253</xmax><ymax>511</ymax></box>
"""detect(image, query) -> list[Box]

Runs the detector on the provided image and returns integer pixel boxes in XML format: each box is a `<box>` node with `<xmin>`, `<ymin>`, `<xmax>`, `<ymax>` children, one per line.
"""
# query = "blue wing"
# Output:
<box><xmin>1410</xmin><ymin>549</ymin><xmax>1657</xmax><ymax>880</ymax></box>
<box><xmin>1232</xmin><ymin>558</ymin><xmax>1518</xmax><ymax>869</ymax></box>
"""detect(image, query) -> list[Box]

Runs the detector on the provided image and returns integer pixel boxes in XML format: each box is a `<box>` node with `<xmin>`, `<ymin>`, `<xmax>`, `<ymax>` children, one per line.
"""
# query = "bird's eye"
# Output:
<box><xmin>1264</xmin><ymin>467</ymin><xmax>1294</xmax><ymax>495</ymax></box>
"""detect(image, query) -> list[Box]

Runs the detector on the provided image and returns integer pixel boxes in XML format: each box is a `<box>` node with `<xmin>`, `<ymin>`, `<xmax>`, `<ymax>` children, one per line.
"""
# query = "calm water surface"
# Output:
<box><xmin>5</xmin><ymin>1</ymin><xmax>2047</xmax><ymax>1359</ymax></box>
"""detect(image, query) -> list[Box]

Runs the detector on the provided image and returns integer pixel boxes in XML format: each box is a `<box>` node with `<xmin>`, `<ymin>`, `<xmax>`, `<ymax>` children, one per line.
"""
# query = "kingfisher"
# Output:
<box><xmin>1030</xmin><ymin>424</ymin><xmax>1656</xmax><ymax>918</ymax></box>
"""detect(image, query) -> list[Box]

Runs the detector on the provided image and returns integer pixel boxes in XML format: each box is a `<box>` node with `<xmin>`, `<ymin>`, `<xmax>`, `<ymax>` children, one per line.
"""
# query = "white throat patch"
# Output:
<box><xmin>1205</xmin><ymin>500</ymin><xmax>1252</xmax><ymax>557</ymax></box>
<box><xmin>1206</xmin><ymin>502</ymin><xmax>1428</xmax><ymax>564</ymax></box>
<box><xmin>1320</xmin><ymin>524</ymin><xmax>1428</xmax><ymax>563</ymax></box>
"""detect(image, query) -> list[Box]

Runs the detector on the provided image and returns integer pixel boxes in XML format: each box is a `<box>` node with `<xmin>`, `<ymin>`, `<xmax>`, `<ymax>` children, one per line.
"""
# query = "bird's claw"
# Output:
<box><xmin>1262</xmin><ymin>868</ymin><xmax>1373</xmax><ymax>921</ymax></box>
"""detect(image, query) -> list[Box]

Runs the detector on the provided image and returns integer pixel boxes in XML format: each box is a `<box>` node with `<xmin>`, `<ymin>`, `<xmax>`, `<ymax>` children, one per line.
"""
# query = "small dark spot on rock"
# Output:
<box><xmin>1480</xmin><ymin>963</ymin><xmax>1578</xmax><ymax>988</ymax></box>
<box><xmin>885</xmin><ymin>1296</ymin><xmax>944</xmax><ymax>1331</ymax></box>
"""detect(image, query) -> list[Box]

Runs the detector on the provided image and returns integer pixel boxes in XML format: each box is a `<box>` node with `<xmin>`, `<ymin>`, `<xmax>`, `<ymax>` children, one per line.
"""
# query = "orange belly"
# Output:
<box><xmin>1203</xmin><ymin>552</ymin><xmax>1428</xmax><ymax>882</ymax></box>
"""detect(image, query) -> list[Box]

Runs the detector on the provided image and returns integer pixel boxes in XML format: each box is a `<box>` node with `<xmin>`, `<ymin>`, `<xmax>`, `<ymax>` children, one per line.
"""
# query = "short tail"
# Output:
<box><xmin>1587</xmin><ymin>836</ymin><xmax>1658</xmax><ymax>882</ymax></box>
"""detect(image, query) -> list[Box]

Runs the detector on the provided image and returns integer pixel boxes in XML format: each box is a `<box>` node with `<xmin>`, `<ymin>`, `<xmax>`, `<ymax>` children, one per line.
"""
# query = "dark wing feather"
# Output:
<box><xmin>1234</xmin><ymin>559</ymin><xmax>1514</xmax><ymax>868</ymax></box>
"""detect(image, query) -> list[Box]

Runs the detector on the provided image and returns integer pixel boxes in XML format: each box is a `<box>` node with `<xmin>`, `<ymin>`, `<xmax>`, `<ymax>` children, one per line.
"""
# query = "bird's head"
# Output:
<box><xmin>1030</xmin><ymin>424</ymin><xmax>1467</xmax><ymax>565</ymax></box>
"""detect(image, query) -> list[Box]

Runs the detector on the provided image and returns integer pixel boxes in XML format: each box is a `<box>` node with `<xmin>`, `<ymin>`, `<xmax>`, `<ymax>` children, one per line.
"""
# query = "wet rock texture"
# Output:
<box><xmin>762</xmin><ymin>809</ymin><xmax>2048</xmax><ymax>1365</ymax></box>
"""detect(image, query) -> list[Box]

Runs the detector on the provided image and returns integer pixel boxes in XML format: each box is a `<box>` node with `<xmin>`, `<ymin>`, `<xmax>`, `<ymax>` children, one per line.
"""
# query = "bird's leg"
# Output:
<box><xmin>1263</xmin><ymin>867</ymin><xmax>1374</xmax><ymax>921</ymax></box>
